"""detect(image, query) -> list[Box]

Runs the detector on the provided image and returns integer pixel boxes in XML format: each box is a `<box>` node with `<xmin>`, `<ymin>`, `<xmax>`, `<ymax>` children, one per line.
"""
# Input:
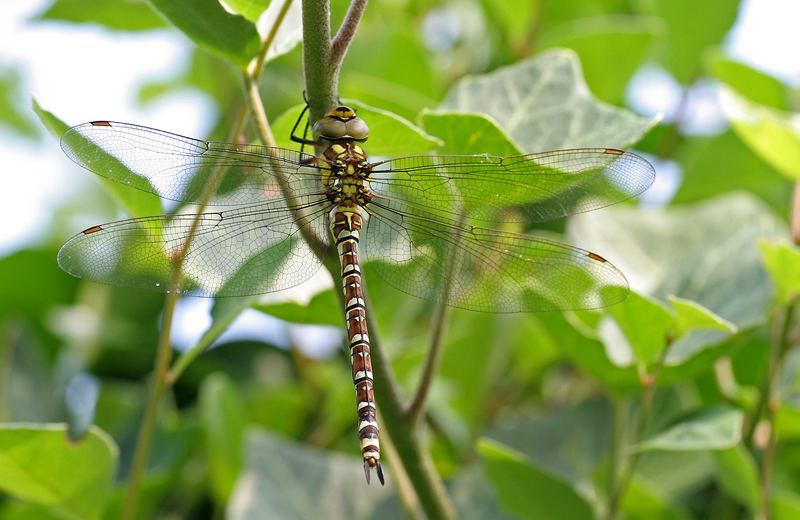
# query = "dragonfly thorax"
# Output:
<box><xmin>323</xmin><ymin>142</ymin><xmax>373</xmax><ymax>206</ymax></box>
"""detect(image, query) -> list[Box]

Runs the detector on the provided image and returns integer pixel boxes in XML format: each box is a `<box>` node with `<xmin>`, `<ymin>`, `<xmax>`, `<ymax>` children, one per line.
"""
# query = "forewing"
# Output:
<box><xmin>369</xmin><ymin>148</ymin><xmax>655</xmax><ymax>224</ymax></box>
<box><xmin>57</xmin><ymin>199</ymin><xmax>332</xmax><ymax>297</ymax></box>
<box><xmin>61</xmin><ymin>121</ymin><xmax>321</xmax><ymax>205</ymax></box>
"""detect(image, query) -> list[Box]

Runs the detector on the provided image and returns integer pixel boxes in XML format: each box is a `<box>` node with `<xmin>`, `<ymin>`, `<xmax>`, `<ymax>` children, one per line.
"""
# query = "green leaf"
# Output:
<box><xmin>478</xmin><ymin>439</ymin><xmax>593</xmax><ymax>520</ymax></box>
<box><xmin>637</xmin><ymin>406</ymin><xmax>743</xmax><ymax>452</ymax></box>
<box><xmin>0</xmin><ymin>502</ymin><xmax>67</xmax><ymax>520</ymax></box>
<box><xmin>148</xmin><ymin>0</ymin><xmax>261</xmax><ymax>68</ymax></box>
<box><xmin>773</xmin><ymin>491</ymin><xmax>800</xmax><ymax>520</ymax></box>
<box><xmin>33</xmin><ymin>100</ymin><xmax>163</xmax><ymax>219</ymax></box>
<box><xmin>0</xmin><ymin>69</ymin><xmax>38</xmax><ymax>138</ymax></box>
<box><xmin>199</xmin><ymin>373</ymin><xmax>246</xmax><ymax>504</ymax></box>
<box><xmin>420</xmin><ymin>111</ymin><xmax>522</xmax><ymax>155</ymax></box>
<box><xmin>541</xmin><ymin>15</ymin><xmax>665</xmax><ymax>104</ymax></box>
<box><xmin>440</xmin><ymin>49</ymin><xmax>657</xmax><ymax>151</ymax></box>
<box><xmin>572</xmin><ymin>193</ymin><xmax>787</xmax><ymax>358</ymax></box>
<box><xmin>674</xmin><ymin>130</ymin><xmax>791</xmax><ymax>218</ymax></box>
<box><xmin>722</xmin><ymin>89</ymin><xmax>800</xmax><ymax>180</ymax></box>
<box><xmin>227</xmin><ymin>429</ymin><xmax>402</xmax><ymax>518</ymax></box>
<box><xmin>253</xmin><ymin>0</ymin><xmax>302</xmax><ymax>62</ymax></box>
<box><xmin>254</xmin><ymin>289</ymin><xmax>341</xmax><ymax>327</ymax></box>
<box><xmin>633</xmin><ymin>0</ymin><xmax>741</xmax><ymax>83</ymax></box>
<box><xmin>0</xmin><ymin>424</ymin><xmax>117</xmax><ymax>520</ymax></box>
<box><xmin>225</xmin><ymin>0</ymin><xmax>272</xmax><ymax>23</ymax></box>
<box><xmin>620</xmin><ymin>476</ymin><xmax>692</xmax><ymax>520</ymax></box>
<box><xmin>602</xmin><ymin>292</ymin><xmax>674</xmax><ymax>366</ymax></box>
<box><xmin>36</xmin><ymin>0</ymin><xmax>167</xmax><ymax>31</ymax></box>
<box><xmin>712</xmin><ymin>446</ymin><xmax>760</xmax><ymax>513</ymax></box>
<box><xmin>759</xmin><ymin>241</ymin><xmax>800</xmax><ymax>305</ymax></box>
<box><xmin>705</xmin><ymin>50</ymin><xmax>791</xmax><ymax>110</ymax></box>
<box><xmin>668</xmin><ymin>296</ymin><xmax>736</xmax><ymax>338</ymax></box>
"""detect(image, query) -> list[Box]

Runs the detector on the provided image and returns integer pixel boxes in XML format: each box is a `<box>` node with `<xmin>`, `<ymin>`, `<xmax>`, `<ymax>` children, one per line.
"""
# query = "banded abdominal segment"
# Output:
<box><xmin>331</xmin><ymin>209</ymin><xmax>383</xmax><ymax>485</ymax></box>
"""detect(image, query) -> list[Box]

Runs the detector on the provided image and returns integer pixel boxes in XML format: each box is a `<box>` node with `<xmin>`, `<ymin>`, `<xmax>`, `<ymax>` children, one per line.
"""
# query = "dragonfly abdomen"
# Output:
<box><xmin>331</xmin><ymin>206</ymin><xmax>384</xmax><ymax>485</ymax></box>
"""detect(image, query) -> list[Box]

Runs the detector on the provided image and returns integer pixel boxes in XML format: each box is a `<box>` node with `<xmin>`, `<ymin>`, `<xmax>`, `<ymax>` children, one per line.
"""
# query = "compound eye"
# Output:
<box><xmin>346</xmin><ymin>118</ymin><xmax>369</xmax><ymax>140</ymax></box>
<box><xmin>313</xmin><ymin>118</ymin><xmax>347</xmax><ymax>139</ymax></box>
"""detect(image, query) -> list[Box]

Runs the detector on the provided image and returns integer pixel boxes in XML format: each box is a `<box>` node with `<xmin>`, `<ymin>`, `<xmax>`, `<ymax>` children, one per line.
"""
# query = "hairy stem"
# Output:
<box><xmin>331</xmin><ymin>0</ymin><xmax>367</xmax><ymax>69</ymax></box>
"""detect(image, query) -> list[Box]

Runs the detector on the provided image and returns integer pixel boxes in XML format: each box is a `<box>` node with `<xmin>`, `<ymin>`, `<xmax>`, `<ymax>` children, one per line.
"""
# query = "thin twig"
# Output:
<box><xmin>331</xmin><ymin>0</ymin><xmax>367</xmax><ymax>69</ymax></box>
<box><xmin>251</xmin><ymin>0</ymin><xmax>296</xmax><ymax>78</ymax></box>
<box><xmin>120</xmin><ymin>291</ymin><xmax>179</xmax><ymax>520</ymax></box>
<box><xmin>758</xmin><ymin>301</ymin><xmax>795</xmax><ymax>520</ymax></box>
<box><xmin>405</xmin><ymin>212</ymin><xmax>464</xmax><ymax>424</ymax></box>
<box><xmin>791</xmin><ymin>181</ymin><xmax>800</xmax><ymax>245</ymax></box>
<box><xmin>120</xmin><ymin>100</ymin><xmax>254</xmax><ymax>520</ymax></box>
<box><xmin>606</xmin><ymin>344</ymin><xmax>669</xmax><ymax>519</ymax></box>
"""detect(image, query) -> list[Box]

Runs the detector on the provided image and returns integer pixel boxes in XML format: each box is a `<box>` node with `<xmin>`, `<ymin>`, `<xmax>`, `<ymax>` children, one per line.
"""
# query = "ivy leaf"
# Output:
<box><xmin>439</xmin><ymin>49</ymin><xmax>657</xmax><ymax>151</ymax></box>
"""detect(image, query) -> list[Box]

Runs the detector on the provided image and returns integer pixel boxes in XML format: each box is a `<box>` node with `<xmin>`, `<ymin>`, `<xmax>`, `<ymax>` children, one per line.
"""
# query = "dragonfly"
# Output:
<box><xmin>58</xmin><ymin>104</ymin><xmax>655</xmax><ymax>485</ymax></box>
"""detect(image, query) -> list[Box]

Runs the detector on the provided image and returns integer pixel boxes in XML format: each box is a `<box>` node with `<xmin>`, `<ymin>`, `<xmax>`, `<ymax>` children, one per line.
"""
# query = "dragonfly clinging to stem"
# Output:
<box><xmin>58</xmin><ymin>103</ymin><xmax>655</xmax><ymax>485</ymax></box>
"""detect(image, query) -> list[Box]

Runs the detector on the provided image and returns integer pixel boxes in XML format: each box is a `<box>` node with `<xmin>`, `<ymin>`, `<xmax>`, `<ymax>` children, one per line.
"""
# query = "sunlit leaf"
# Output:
<box><xmin>37</xmin><ymin>0</ymin><xmax>166</xmax><ymax>31</ymax></box>
<box><xmin>669</xmin><ymin>296</ymin><xmax>736</xmax><ymax>338</ymax></box>
<box><xmin>149</xmin><ymin>0</ymin><xmax>261</xmax><ymax>67</ymax></box>
<box><xmin>0</xmin><ymin>424</ymin><xmax>117</xmax><ymax>520</ymax></box>
<box><xmin>420</xmin><ymin>111</ymin><xmax>522</xmax><ymax>156</ymax></box>
<box><xmin>256</xmin><ymin>0</ymin><xmax>302</xmax><ymax>61</ymax></box>
<box><xmin>706</xmin><ymin>49</ymin><xmax>790</xmax><ymax>110</ymax></box>
<box><xmin>721</xmin><ymin>89</ymin><xmax>800</xmax><ymax>180</ymax></box>
<box><xmin>440</xmin><ymin>49</ymin><xmax>657</xmax><ymax>151</ymax></box>
<box><xmin>637</xmin><ymin>406</ymin><xmax>743</xmax><ymax>451</ymax></box>
<box><xmin>759</xmin><ymin>240</ymin><xmax>800</xmax><ymax>305</ymax></box>
<box><xmin>601</xmin><ymin>291</ymin><xmax>673</xmax><ymax>366</ymax></box>
<box><xmin>0</xmin><ymin>69</ymin><xmax>38</xmax><ymax>138</ymax></box>
<box><xmin>33</xmin><ymin>100</ymin><xmax>163</xmax><ymax>218</ymax></box>
<box><xmin>674</xmin><ymin>130</ymin><xmax>791</xmax><ymax>217</ymax></box>
<box><xmin>572</xmin><ymin>193</ymin><xmax>787</xmax><ymax>362</ymax></box>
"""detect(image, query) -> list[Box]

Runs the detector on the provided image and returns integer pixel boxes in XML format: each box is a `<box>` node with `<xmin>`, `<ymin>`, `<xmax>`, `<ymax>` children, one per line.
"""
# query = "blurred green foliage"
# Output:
<box><xmin>3</xmin><ymin>0</ymin><xmax>800</xmax><ymax>519</ymax></box>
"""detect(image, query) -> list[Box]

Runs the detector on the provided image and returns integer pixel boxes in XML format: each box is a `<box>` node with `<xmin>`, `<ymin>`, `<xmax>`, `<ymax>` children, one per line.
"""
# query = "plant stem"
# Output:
<box><xmin>250</xmin><ymin>0</ymin><xmax>295</xmax><ymax>78</ymax></box>
<box><xmin>331</xmin><ymin>0</ymin><xmax>367</xmax><ymax>69</ymax></box>
<box><xmin>791</xmin><ymin>181</ymin><xmax>800</xmax><ymax>245</ymax></box>
<box><xmin>361</xmin><ymin>284</ymin><xmax>457</xmax><ymax>520</ymax></box>
<box><xmin>301</xmin><ymin>0</ymin><xmax>336</xmax><ymax>119</ymax></box>
<box><xmin>120</xmin><ymin>291</ymin><xmax>178</xmax><ymax>520</ymax></box>
<box><xmin>606</xmin><ymin>353</ymin><xmax>667</xmax><ymax>519</ymax></box>
<box><xmin>757</xmin><ymin>301</ymin><xmax>795</xmax><ymax>520</ymax></box>
<box><xmin>295</xmin><ymin>2</ymin><xmax>455</xmax><ymax>516</ymax></box>
<box><xmin>406</xmin><ymin>212</ymin><xmax>463</xmax><ymax>424</ymax></box>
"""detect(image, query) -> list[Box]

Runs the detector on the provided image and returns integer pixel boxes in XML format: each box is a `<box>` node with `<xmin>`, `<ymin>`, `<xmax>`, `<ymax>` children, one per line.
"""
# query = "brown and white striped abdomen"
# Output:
<box><xmin>331</xmin><ymin>206</ymin><xmax>384</xmax><ymax>485</ymax></box>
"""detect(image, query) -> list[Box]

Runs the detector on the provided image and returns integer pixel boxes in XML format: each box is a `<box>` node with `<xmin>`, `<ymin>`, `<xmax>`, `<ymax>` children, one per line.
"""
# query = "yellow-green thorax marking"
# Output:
<box><xmin>315</xmin><ymin>105</ymin><xmax>383</xmax><ymax>485</ymax></box>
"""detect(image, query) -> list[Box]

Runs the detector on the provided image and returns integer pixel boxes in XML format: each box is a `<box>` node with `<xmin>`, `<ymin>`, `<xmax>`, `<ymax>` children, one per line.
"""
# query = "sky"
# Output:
<box><xmin>1</xmin><ymin>0</ymin><xmax>798</xmax><ymax>348</ymax></box>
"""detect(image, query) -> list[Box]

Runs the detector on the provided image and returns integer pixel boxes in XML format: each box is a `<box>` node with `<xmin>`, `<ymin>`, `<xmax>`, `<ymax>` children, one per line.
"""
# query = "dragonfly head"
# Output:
<box><xmin>313</xmin><ymin>105</ymin><xmax>369</xmax><ymax>142</ymax></box>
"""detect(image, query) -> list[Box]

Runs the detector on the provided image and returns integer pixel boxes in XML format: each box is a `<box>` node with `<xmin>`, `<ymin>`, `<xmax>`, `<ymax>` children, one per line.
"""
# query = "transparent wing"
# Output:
<box><xmin>57</xmin><ymin>199</ymin><xmax>332</xmax><ymax>297</ymax></box>
<box><xmin>369</xmin><ymin>148</ymin><xmax>655</xmax><ymax>224</ymax></box>
<box><xmin>364</xmin><ymin>199</ymin><xmax>627</xmax><ymax>312</ymax></box>
<box><xmin>61</xmin><ymin>121</ymin><xmax>324</xmax><ymax>205</ymax></box>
